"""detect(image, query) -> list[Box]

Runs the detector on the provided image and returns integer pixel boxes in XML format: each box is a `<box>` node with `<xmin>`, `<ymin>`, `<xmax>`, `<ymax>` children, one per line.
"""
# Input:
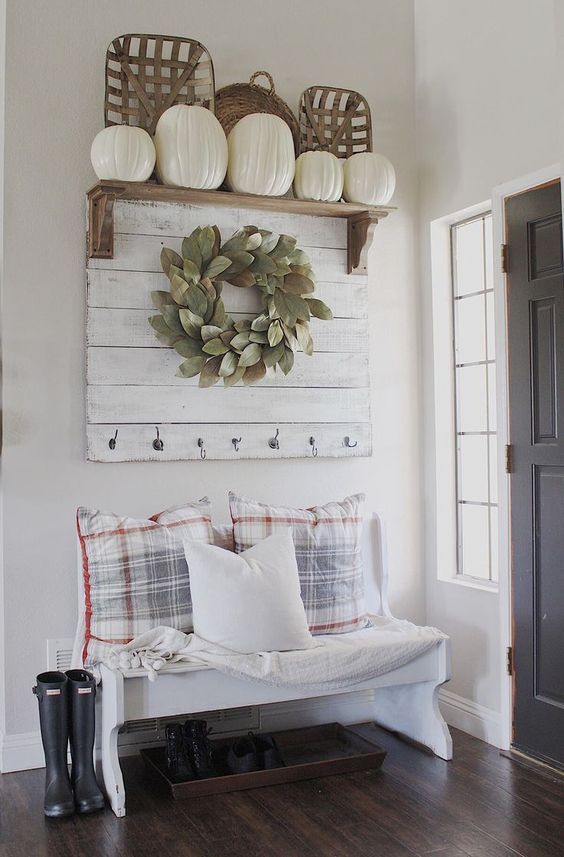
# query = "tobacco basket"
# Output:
<box><xmin>215</xmin><ymin>71</ymin><xmax>300</xmax><ymax>154</ymax></box>
<box><xmin>104</xmin><ymin>34</ymin><xmax>216</xmax><ymax>136</ymax></box>
<box><xmin>298</xmin><ymin>86</ymin><xmax>373</xmax><ymax>157</ymax></box>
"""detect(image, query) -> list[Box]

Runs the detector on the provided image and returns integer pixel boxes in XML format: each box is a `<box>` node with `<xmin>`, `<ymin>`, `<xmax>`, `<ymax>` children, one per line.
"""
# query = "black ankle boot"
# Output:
<box><xmin>33</xmin><ymin>672</ymin><xmax>74</xmax><ymax>818</ymax></box>
<box><xmin>183</xmin><ymin>720</ymin><xmax>215</xmax><ymax>779</ymax></box>
<box><xmin>165</xmin><ymin>723</ymin><xmax>195</xmax><ymax>781</ymax></box>
<box><xmin>65</xmin><ymin>670</ymin><xmax>105</xmax><ymax>814</ymax></box>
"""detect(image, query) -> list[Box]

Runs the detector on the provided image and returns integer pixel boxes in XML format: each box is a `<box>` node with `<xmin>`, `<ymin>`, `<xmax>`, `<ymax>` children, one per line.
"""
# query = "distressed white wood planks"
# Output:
<box><xmin>89</xmin><ymin>233</ymin><xmax>365</xmax><ymax>283</ymax></box>
<box><xmin>87</xmin><ymin>309</ymin><xmax>367</xmax><ymax>352</ymax></box>
<box><xmin>89</xmin><ymin>386</ymin><xmax>369</xmax><ymax>424</ymax></box>
<box><xmin>87</xmin><ymin>270</ymin><xmax>368</xmax><ymax>318</ymax></box>
<box><xmin>88</xmin><ymin>422</ymin><xmax>371</xmax><ymax>462</ymax></box>
<box><xmin>113</xmin><ymin>199</ymin><xmax>348</xmax><ymax>249</ymax></box>
<box><xmin>88</xmin><ymin>348</ymin><xmax>370</xmax><ymax>388</ymax></box>
<box><xmin>86</xmin><ymin>198</ymin><xmax>372</xmax><ymax>461</ymax></box>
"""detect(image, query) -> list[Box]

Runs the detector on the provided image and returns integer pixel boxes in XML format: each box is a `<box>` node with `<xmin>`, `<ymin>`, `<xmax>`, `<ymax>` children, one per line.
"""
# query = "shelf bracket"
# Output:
<box><xmin>88</xmin><ymin>183</ymin><xmax>125</xmax><ymax>258</ymax></box>
<box><xmin>347</xmin><ymin>212</ymin><xmax>380</xmax><ymax>275</ymax></box>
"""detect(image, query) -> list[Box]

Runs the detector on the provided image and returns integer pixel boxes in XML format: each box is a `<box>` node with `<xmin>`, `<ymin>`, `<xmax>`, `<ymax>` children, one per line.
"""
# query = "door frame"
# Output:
<box><xmin>492</xmin><ymin>163</ymin><xmax>561</xmax><ymax>752</ymax></box>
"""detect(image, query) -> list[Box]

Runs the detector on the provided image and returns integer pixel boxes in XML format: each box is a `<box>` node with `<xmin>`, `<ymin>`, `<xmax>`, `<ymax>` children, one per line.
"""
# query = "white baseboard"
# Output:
<box><xmin>439</xmin><ymin>688</ymin><xmax>502</xmax><ymax>748</ymax></box>
<box><xmin>1</xmin><ymin>691</ymin><xmax>377</xmax><ymax>773</ymax></box>
<box><xmin>0</xmin><ymin>730</ymin><xmax>45</xmax><ymax>773</ymax></box>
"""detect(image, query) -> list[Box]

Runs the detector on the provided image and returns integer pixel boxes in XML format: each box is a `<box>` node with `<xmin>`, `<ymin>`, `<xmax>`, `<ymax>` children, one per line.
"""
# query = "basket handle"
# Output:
<box><xmin>249</xmin><ymin>71</ymin><xmax>275</xmax><ymax>95</ymax></box>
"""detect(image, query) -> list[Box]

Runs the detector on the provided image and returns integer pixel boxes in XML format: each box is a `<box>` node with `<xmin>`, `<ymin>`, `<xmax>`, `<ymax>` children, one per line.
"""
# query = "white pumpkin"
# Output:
<box><xmin>293</xmin><ymin>151</ymin><xmax>343</xmax><ymax>202</ymax></box>
<box><xmin>154</xmin><ymin>104</ymin><xmax>228</xmax><ymax>189</ymax></box>
<box><xmin>90</xmin><ymin>125</ymin><xmax>156</xmax><ymax>182</ymax></box>
<box><xmin>343</xmin><ymin>152</ymin><xmax>396</xmax><ymax>205</ymax></box>
<box><xmin>227</xmin><ymin>113</ymin><xmax>295</xmax><ymax>197</ymax></box>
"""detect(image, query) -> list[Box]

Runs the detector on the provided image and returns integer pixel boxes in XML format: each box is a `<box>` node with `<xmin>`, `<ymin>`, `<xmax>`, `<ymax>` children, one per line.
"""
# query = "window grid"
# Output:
<box><xmin>451</xmin><ymin>213</ymin><xmax>497</xmax><ymax>582</ymax></box>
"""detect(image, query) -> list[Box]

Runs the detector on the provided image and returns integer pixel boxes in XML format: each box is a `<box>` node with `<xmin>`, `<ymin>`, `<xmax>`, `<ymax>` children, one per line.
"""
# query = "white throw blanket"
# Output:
<box><xmin>102</xmin><ymin>616</ymin><xmax>446</xmax><ymax>688</ymax></box>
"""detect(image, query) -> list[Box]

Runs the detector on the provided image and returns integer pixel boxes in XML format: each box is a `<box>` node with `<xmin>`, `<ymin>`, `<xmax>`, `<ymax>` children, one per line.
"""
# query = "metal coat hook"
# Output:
<box><xmin>232</xmin><ymin>436</ymin><xmax>242</xmax><ymax>453</ymax></box>
<box><xmin>152</xmin><ymin>427</ymin><xmax>164</xmax><ymax>451</ymax></box>
<box><xmin>344</xmin><ymin>436</ymin><xmax>358</xmax><ymax>448</ymax></box>
<box><xmin>268</xmin><ymin>428</ymin><xmax>280</xmax><ymax>450</ymax></box>
<box><xmin>108</xmin><ymin>429</ymin><xmax>118</xmax><ymax>451</ymax></box>
<box><xmin>198</xmin><ymin>438</ymin><xmax>206</xmax><ymax>459</ymax></box>
<box><xmin>309</xmin><ymin>436</ymin><xmax>318</xmax><ymax>457</ymax></box>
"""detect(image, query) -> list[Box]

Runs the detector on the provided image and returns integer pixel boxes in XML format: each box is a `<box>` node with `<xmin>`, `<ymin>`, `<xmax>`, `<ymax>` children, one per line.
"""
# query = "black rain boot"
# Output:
<box><xmin>33</xmin><ymin>671</ymin><xmax>74</xmax><ymax>818</ymax></box>
<box><xmin>66</xmin><ymin>670</ymin><xmax>105</xmax><ymax>814</ymax></box>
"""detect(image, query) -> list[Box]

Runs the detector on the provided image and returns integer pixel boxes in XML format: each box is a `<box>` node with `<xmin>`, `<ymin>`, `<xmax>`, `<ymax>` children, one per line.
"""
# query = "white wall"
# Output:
<box><xmin>0</xmin><ymin>0</ymin><xmax>6</xmax><ymax>746</ymax></box>
<box><xmin>1</xmin><ymin>0</ymin><xmax>419</xmax><ymax>740</ymax></box>
<box><xmin>415</xmin><ymin>0</ymin><xmax>560</xmax><ymax>728</ymax></box>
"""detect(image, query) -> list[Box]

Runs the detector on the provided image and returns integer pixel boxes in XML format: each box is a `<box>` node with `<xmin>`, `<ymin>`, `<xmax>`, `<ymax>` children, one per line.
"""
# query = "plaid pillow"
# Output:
<box><xmin>229</xmin><ymin>493</ymin><xmax>368</xmax><ymax>635</ymax></box>
<box><xmin>77</xmin><ymin>499</ymin><xmax>213</xmax><ymax>666</ymax></box>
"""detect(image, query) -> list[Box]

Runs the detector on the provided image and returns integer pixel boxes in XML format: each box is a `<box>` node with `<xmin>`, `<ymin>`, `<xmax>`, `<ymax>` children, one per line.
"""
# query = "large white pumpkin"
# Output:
<box><xmin>90</xmin><ymin>125</ymin><xmax>156</xmax><ymax>182</ymax></box>
<box><xmin>227</xmin><ymin>113</ymin><xmax>295</xmax><ymax>196</ymax></box>
<box><xmin>293</xmin><ymin>151</ymin><xmax>343</xmax><ymax>202</ymax></box>
<box><xmin>154</xmin><ymin>104</ymin><xmax>228</xmax><ymax>189</ymax></box>
<box><xmin>343</xmin><ymin>152</ymin><xmax>396</xmax><ymax>205</ymax></box>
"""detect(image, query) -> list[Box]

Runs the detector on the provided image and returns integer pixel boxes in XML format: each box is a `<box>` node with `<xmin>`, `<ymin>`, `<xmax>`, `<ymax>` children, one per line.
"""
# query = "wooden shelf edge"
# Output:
<box><xmin>86</xmin><ymin>180</ymin><xmax>395</xmax><ymax>273</ymax></box>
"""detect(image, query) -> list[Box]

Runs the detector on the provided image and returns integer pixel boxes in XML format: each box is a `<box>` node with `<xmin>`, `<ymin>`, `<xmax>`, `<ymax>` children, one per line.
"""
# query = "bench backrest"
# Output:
<box><xmin>75</xmin><ymin>512</ymin><xmax>391</xmax><ymax>636</ymax></box>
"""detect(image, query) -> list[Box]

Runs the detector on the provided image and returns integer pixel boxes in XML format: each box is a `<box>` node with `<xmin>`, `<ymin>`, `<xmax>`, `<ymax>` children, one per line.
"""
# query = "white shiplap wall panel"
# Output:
<box><xmin>86</xmin><ymin>198</ymin><xmax>372</xmax><ymax>461</ymax></box>
<box><xmin>87</xmin><ymin>269</ymin><xmax>368</xmax><ymax>318</ymax></box>
<box><xmin>88</xmin><ymin>422</ymin><xmax>370</xmax><ymax>463</ymax></box>
<box><xmin>87</xmin><ymin>308</ymin><xmax>367</xmax><ymax>352</ymax></box>
<box><xmin>87</xmin><ymin>348</ymin><xmax>370</xmax><ymax>389</ymax></box>
<box><xmin>114</xmin><ymin>199</ymin><xmax>347</xmax><ymax>249</ymax></box>
<box><xmin>89</xmin><ymin>233</ymin><xmax>366</xmax><ymax>283</ymax></box>
<box><xmin>89</xmin><ymin>386</ymin><xmax>370</xmax><ymax>424</ymax></box>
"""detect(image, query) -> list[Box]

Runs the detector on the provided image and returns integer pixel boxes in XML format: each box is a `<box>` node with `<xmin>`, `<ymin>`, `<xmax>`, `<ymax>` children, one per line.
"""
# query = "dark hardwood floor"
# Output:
<box><xmin>2</xmin><ymin>725</ymin><xmax>564</xmax><ymax>857</ymax></box>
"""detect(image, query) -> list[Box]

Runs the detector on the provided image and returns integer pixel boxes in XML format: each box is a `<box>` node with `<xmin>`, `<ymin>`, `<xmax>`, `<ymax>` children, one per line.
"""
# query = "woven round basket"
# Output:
<box><xmin>215</xmin><ymin>71</ymin><xmax>300</xmax><ymax>154</ymax></box>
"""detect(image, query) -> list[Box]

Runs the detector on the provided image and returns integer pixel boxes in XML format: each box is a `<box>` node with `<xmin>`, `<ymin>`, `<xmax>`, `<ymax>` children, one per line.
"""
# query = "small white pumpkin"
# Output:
<box><xmin>154</xmin><ymin>104</ymin><xmax>228</xmax><ymax>189</ymax></box>
<box><xmin>293</xmin><ymin>151</ymin><xmax>343</xmax><ymax>202</ymax></box>
<box><xmin>227</xmin><ymin>113</ymin><xmax>295</xmax><ymax>197</ymax></box>
<box><xmin>90</xmin><ymin>125</ymin><xmax>156</xmax><ymax>182</ymax></box>
<box><xmin>343</xmin><ymin>152</ymin><xmax>396</xmax><ymax>205</ymax></box>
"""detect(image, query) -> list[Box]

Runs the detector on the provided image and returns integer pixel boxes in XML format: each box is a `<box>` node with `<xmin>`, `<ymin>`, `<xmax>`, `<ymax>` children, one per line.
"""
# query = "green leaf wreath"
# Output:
<box><xmin>149</xmin><ymin>225</ymin><xmax>333</xmax><ymax>387</ymax></box>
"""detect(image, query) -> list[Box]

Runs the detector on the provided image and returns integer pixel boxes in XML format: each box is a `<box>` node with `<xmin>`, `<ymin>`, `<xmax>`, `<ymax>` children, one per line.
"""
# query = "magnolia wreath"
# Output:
<box><xmin>149</xmin><ymin>224</ymin><xmax>333</xmax><ymax>386</ymax></box>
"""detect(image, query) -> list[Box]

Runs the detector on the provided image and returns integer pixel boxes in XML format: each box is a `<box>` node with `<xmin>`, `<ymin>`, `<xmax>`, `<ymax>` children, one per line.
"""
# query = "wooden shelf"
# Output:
<box><xmin>87</xmin><ymin>180</ymin><xmax>394</xmax><ymax>275</ymax></box>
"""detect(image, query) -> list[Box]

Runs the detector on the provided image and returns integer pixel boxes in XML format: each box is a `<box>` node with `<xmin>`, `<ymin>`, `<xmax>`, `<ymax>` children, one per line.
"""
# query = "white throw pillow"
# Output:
<box><xmin>184</xmin><ymin>530</ymin><xmax>315</xmax><ymax>654</ymax></box>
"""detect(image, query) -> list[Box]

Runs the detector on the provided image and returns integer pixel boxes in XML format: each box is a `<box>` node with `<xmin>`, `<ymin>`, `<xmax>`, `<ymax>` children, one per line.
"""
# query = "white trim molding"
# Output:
<box><xmin>439</xmin><ymin>688</ymin><xmax>502</xmax><ymax>748</ymax></box>
<box><xmin>430</xmin><ymin>200</ymin><xmax>497</xmax><ymax>588</ymax></box>
<box><xmin>491</xmin><ymin>163</ymin><xmax>561</xmax><ymax>754</ymax></box>
<box><xmin>0</xmin><ymin>730</ymin><xmax>44</xmax><ymax>773</ymax></box>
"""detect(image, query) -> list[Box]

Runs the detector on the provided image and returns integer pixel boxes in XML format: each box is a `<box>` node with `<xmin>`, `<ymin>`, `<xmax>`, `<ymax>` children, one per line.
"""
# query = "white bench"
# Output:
<box><xmin>80</xmin><ymin>515</ymin><xmax>452</xmax><ymax>817</ymax></box>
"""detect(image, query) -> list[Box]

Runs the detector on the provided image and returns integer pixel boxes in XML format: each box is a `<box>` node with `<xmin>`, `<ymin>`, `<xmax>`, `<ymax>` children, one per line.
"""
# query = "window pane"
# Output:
<box><xmin>450</xmin><ymin>211</ymin><xmax>497</xmax><ymax>583</ymax></box>
<box><xmin>455</xmin><ymin>294</ymin><xmax>486</xmax><ymax>364</ymax></box>
<box><xmin>454</xmin><ymin>219</ymin><xmax>485</xmax><ymax>296</ymax></box>
<box><xmin>490</xmin><ymin>506</ymin><xmax>499</xmax><ymax>582</ymax></box>
<box><xmin>486</xmin><ymin>291</ymin><xmax>496</xmax><ymax>359</ymax></box>
<box><xmin>488</xmin><ymin>363</ymin><xmax>497</xmax><ymax>432</ymax></box>
<box><xmin>489</xmin><ymin>436</ymin><xmax>498</xmax><ymax>504</ymax></box>
<box><xmin>458</xmin><ymin>435</ymin><xmax>489</xmax><ymax>502</ymax></box>
<box><xmin>484</xmin><ymin>215</ymin><xmax>493</xmax><ymax>291</ymax></box>
<box><xmin>456</xmin><ymin>365</ymin><xmax>488</xmax><ymax>432</ymax></box>
<box><xmin>460</xmin><ymin>504</ymin><xmax>490</xmax><ymax>579</ymax></box>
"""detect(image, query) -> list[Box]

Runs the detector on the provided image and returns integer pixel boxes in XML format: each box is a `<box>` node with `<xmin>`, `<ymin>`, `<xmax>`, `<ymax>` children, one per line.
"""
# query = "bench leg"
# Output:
<box><xmin>372</xmin><ymin>640</ymin><xmax>453</xmax><ymax>760</ymax></box>
<box><xmin>99</xmin><ymin>664</ymin><xmax>126</xmax><ymax>817</ymax></box>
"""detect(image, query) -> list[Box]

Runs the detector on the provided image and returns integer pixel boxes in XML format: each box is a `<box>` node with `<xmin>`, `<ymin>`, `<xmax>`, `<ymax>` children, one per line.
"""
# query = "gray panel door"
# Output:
<box><xmin>507</xmin><ymin>181</ymin><xmax>564</xmax><ymax>766</ymax></box>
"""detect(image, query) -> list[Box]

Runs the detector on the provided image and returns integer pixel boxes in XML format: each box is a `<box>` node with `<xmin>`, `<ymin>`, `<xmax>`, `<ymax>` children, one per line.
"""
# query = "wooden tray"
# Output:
<box><xmin>141</xmin><ymin>723</ymin><xmax>386</xmax><ymax>799</ymax></box>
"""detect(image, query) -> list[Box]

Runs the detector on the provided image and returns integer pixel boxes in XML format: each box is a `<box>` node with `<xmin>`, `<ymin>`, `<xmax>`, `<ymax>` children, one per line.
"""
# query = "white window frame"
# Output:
<box><xmin>430</xmin><ymin>201</ymin><xmax>498</xmax><ymax>592</ymax></box>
